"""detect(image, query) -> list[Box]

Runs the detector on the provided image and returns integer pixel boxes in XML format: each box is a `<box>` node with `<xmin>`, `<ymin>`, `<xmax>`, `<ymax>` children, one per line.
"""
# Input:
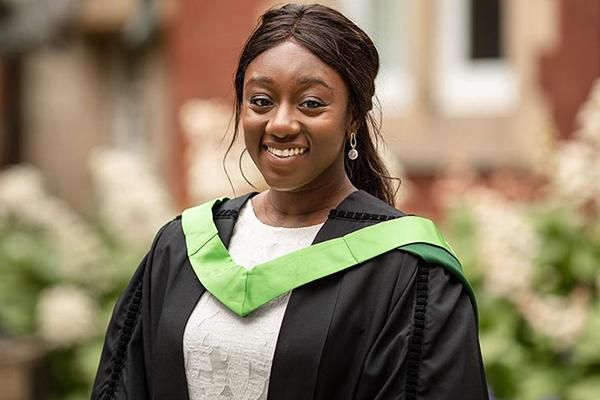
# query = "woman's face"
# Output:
<box><xmin>241</xmin><ymin>40</ymin><xmax>352</xmax><ymax>193</ymax></box>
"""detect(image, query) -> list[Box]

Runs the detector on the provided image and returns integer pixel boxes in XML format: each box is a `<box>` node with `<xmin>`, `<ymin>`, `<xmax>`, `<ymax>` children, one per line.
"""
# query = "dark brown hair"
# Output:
<box><xmin>226</xmin><ymin>3</ymin><xmax>398</xmax><ymax>205</ymax></box>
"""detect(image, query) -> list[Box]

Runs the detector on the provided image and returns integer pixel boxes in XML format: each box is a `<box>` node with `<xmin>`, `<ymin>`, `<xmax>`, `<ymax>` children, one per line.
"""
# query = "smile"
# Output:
<box><xmin>265</xmin><ymin>146</ymin><xmax>307</xmax><ymax>158</ymax></box>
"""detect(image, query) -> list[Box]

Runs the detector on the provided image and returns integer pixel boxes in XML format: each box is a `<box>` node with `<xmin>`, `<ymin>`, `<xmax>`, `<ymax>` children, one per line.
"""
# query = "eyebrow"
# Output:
<box><xmin>245</xmin><ymin>75</ymin><xmax>333</xmax><ymax>92</ymax></box>
<box><xmin>296</xmin><ymin>77</ymin><xmax>333</xmax><ymax>91</ymax></box>
<box><xmin>246</xmin><ymin>76</ymin><xmax>274</xmax><ymax>86</ymax></box>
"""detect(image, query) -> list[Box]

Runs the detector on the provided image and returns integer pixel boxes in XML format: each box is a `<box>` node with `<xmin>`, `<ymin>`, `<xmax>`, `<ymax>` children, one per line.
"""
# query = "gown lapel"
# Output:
<box><xmin>153</xmin><ymin>194</ymin><xmax>255</xmax><ymax>399</ymax></box>
<box><xmin>156</xmin><ymin>191</ymin><xmax>394</xmax><ymax>399</ymax></box>
<box><xmin>153</xmin><ymin>257</ymin><xmax>203</xmax><ymax>399</ymax></box>
<box><xmin>268</xmin><ymin>190</ymin><xmax>400</xmax><ymax>399</ymax></box>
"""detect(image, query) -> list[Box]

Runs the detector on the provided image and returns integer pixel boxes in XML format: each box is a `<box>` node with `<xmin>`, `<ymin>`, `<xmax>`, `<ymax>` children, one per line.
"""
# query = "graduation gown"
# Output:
<box><xmin>92</xmin><ymin>190</ymin><xmax>489</xmax><ymax>400</ymax></box>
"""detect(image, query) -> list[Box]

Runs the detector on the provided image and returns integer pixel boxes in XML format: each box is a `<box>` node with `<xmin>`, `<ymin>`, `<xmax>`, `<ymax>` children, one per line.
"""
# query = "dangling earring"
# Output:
<box><xmin>348</xmin><ymin>131</ymin><xmax>358</xmax><ymax>160</ymax></box>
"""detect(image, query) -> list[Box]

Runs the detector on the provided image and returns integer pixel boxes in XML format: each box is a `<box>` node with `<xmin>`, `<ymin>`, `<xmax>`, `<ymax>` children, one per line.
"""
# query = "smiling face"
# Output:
<box><xmin>241</xmin><ymin>40</ymin><xmax>352</xmax><ymax>193</ymax></box>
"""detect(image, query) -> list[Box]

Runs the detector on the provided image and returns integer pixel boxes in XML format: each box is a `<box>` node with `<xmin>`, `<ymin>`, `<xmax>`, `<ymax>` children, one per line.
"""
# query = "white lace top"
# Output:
<box><xmin>183</xmin><ymin>200</ymin><xmax>324</xmax><ymax>400</ymax></box>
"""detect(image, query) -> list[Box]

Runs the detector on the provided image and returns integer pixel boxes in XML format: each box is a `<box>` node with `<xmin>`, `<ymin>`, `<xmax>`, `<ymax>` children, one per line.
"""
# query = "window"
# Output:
<box><xmin>434</xmin><ymin>0</ymin><xmax>518</xmax><ymax>116</ymax></box>
<box><xmin>339</xmin><ymin>0</ymin><xmax>414</xmax><ymax>113</ymax></box>
<box><xmin>470</xmin><ymin>0</ymin><xmax>503</xmax><ymax>60</ymax></box>
<box><xmin>1</xmin><ymin>59</ymin><xmax>23</xmax><ymax>166</ymax></box>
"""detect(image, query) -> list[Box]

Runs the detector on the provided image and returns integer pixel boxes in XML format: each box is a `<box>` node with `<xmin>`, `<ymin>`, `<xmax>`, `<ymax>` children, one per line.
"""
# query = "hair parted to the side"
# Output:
<box><xmin>225</xmin><ymin>2</ymin><xmax>399</xmax><ymax>206</ymax></box>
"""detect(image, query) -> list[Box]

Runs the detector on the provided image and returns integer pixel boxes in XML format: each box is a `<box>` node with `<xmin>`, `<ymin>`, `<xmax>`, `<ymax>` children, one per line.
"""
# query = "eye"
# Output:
<box><xmin>300</xmin><ymin>98</ymin><xmax>325</xmax><ymax>109</ymax></box>
<box><xmin>249</xmin><ymin>96</ymin><xmax>273</xmax><ymax>108</ymax></box>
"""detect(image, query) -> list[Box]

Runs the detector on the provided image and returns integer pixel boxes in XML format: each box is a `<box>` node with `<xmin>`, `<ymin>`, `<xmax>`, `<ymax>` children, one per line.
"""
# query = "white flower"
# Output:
<box><xmin>36</xmin><ymin>285</ymin><xmax>99</xmax><ymax>348</ymax></box>
<box><xmin>517</xmin><ymin>288</ymin><xmax>590</xmax><ymax>350</ymax></box>
<box><xmin>551</xmin><ymin>141</ymin><xmax>600</xmax><ymax>205</ymax></box>
<box><xmin>551</xmin><ymin>77</ymin><xmax>600</xmax><ymax>205</ymax></box>
<box><xmin>0</xmin><ymin>164</ymin><xmax>46</xmax><ymax>209</ymax></box>
<box><xmin>465</xmin><ymin>188</ymin><xmax>538</xmax><ymax>297</ymax></box>
<box><xmin>0</xmin><ymin>165</ymin><xmax>107</xmax><ymax>286</ymax></box>
<box><xmin>88</xmin><ymin>147</ymin><xmax>176</xmax><ymax>248</ymax></box>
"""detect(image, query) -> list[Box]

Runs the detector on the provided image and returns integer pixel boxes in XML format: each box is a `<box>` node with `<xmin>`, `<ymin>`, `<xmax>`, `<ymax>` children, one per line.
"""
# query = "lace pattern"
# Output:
<box><xmin>183</xmin><ymin>200</ymin><xmax>323</xmax><ymax>400</ymax></box>
<box><xmin>184</xmin><ymin>292</ymin><xmax>291</xmax><ymax>400</ymax></box>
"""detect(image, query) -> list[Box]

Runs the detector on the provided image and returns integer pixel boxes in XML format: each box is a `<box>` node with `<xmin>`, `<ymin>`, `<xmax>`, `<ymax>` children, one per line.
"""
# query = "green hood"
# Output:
<box><xmin>182</xmin><ymin>198</ymin><xmax>476</xmax><ymax>318</ymax></box>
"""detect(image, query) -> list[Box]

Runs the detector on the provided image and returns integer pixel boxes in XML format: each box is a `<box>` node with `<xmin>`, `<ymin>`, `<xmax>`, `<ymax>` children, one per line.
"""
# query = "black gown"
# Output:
<box><xmin>92</xmin><ymin>190</ymin><xmax>489</xmax><ymax>400</ymax></box>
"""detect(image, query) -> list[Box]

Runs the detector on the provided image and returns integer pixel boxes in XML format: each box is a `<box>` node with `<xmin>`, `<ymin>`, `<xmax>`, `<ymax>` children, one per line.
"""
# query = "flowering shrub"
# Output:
<box><xmin>444</xmin><ymin>80</ymin><xmax>600</xmax><ymax>400</ymax></box>
<box><xmin>0</xmin><ymin>148</ymin><xmax>175</xmax><ymax>400</ymax></box>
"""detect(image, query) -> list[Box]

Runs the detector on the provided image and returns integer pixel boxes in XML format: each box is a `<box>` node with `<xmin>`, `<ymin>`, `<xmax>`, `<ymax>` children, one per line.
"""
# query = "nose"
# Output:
<box><xmin>265</xmin><ymin>102</ymin><xmax>301</xmax><ymax>138</ymax></box>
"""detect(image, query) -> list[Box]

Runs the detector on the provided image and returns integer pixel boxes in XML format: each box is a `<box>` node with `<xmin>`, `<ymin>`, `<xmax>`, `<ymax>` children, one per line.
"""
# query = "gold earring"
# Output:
<box><xmin>348</xmin><ymin>131</ymin><xmax>358</xmax><ymax>160</ymax></box>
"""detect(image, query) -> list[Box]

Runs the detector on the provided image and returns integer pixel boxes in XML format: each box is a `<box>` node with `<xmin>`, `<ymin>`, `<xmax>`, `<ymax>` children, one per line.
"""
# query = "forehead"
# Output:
<box><xmin>244</xmin><ymin>40</ymin><xmax>346</xmax><ymax>91</ymax></box>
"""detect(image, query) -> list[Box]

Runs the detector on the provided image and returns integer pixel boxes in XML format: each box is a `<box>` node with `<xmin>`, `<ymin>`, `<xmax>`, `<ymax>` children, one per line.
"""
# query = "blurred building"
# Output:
<box><xmin>0</xmin><ymin>0</ymin><xmax>179</xmax><ymax>211</ymax></box>
<box><xmin>0</xmin><ymin>0</ymin><xmax>598</xmax><ymax>213</ymax></box>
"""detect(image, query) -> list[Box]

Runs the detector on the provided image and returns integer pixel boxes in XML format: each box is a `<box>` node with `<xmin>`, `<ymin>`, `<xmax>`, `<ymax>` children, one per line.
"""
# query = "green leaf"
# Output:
<box><xmin>573</xmin><ymin>304</ymin><xmax>600</xmax><ymax>366</ymax></box>
<box><xmin>566</xmin><ymin>377</ymin><xmax>600</xmax><ymax>400</ymax></box>
<box><xmin>518</xmin><ymin>366</ymin><xmax>564</xmax><ymax>400</ymax></box>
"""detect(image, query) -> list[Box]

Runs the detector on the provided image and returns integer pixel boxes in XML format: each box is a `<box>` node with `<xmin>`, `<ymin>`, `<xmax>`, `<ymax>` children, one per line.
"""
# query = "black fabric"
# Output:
<box><xmin>92</xmin><ymin>190</ymin><xmax>489</xmax><ymax>400</ymax></box>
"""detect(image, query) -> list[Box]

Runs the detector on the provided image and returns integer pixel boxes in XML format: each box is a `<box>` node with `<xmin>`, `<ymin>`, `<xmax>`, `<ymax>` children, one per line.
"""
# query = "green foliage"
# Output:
<box><xmin>573</xmin><ymin>304</ymin><xmax>600</xmax><ymax>367</ymax></box>
<box><xmin>0</xmin><ymin>218</ymin><xmax>59</xmax><ymax>333</ymax></box>
<box><xmin>2</xmin><ymin>178</ymin><xmax>598</xmax><ymax>400</ymax></box>
<box><xmin>446</xmin><ymin>202</ymin><xmax>600</xmax><ymax>400</ymax></box>
<box><xmin>0</xmin><ymin>214</ymin><xmax>146</xmax><ymax>399</ymax></box>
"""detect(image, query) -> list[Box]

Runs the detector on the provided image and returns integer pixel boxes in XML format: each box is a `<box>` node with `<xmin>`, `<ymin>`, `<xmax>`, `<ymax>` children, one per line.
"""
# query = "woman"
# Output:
<box><xmin>93</xmin><ymin>3</ymin><xmax>488</xmax><ymax>400</ymax></box>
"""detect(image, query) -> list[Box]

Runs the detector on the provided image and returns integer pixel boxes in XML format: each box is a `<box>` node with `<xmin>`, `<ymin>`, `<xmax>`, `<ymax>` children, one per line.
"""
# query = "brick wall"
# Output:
<box><xmin>165</xmin><ymin>0</ymin><xmax>269</xmax><ymax>206</ymax></box>
<box><xmin>539</xmin><ymin>0</ymin><xmax>600</xmax><ymax>139</ymax></box>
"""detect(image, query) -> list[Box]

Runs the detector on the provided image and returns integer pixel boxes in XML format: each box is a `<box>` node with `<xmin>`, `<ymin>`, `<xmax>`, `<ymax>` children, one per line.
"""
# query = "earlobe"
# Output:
<box><xmin>345</xmin><ymin>111</ymin><xmax>357</xmax><ymax>134</ymax></box>
<box><xmin>345</xmin><ymin>125</ymin><xmax>356</xmax><ymax>141</ymax></box>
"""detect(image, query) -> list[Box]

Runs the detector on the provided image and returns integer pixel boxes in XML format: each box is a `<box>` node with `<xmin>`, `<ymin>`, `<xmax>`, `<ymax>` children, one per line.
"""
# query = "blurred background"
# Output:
<box><xmin>0</xmin><ymin>0</ymin><xmax>598</xmax><ymax>399</ymax></box>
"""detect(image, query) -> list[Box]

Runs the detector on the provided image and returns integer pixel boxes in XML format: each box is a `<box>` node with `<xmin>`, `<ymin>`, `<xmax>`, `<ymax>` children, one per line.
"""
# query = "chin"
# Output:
<box><xmin>264</xmin><ymin>181</ymin><xmax>302</xmax><ymax>192</ymax></box>
<box><xmin>262</xmin><ymin>175</ymin><xmax>307</xmax><ymax>192</ymax></box>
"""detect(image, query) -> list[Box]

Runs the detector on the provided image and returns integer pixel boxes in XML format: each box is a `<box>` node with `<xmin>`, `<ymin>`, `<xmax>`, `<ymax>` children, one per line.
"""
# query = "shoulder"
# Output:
<box><xmin>352</xmin><ymin>192</ymin><xmax>477</xmax><ymax>315</ymax></box>
<box><xmin>401</xmin><ymin>253</ymin><xmax>479</xmax><ymax>324</ymax></box>
<box><xmin>138</xmin><ymin>217</ymin><xmax>191</xmax><ymax>288</ymax></box>
<box><xmin>150</xmin><ymin>216</ymin><xmax>186</xmax><ymax>253</ymax></box>
<box><xmin>373</xmin><ymin>248</ymin><xmax>478</xmax><ymax>329</ymax></box>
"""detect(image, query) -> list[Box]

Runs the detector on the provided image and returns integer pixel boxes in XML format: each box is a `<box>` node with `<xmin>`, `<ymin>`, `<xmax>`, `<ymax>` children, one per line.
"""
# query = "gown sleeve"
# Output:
<box><xmin>359</xmin><ymin>261</ymin><xmax>489</xmax><ymax>400</ymax></box>
<box><xmin>91</xmin><ymin>222</ymin><xmax>172</xmax><ymax>400</ymax></box>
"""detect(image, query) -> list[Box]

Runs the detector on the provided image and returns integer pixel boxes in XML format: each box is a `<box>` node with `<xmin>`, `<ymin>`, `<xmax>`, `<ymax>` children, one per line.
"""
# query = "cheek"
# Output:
<box><xmin>313</xmin><ymin>117</ymin><xmax>348</xmax><ymax>152</ymax></box>
<box><xmin>242</xmin><ymin>113</ymin><xmax>264</xmax><ymax>149</ymax></box>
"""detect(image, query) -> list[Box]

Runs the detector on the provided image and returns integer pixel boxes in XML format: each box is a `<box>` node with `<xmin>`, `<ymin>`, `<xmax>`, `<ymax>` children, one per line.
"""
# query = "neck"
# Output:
<box><xmin>253</xmin><ymin>177</ymin><xmax>357</xmax><ymax>228</ymax></box>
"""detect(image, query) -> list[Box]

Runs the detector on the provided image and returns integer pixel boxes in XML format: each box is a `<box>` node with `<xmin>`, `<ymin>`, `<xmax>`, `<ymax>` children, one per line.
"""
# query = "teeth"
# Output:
<box><xmin>267</xmin><ymin>147</ymin><xmax>306</xmax><ymax>158</ymax></box>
